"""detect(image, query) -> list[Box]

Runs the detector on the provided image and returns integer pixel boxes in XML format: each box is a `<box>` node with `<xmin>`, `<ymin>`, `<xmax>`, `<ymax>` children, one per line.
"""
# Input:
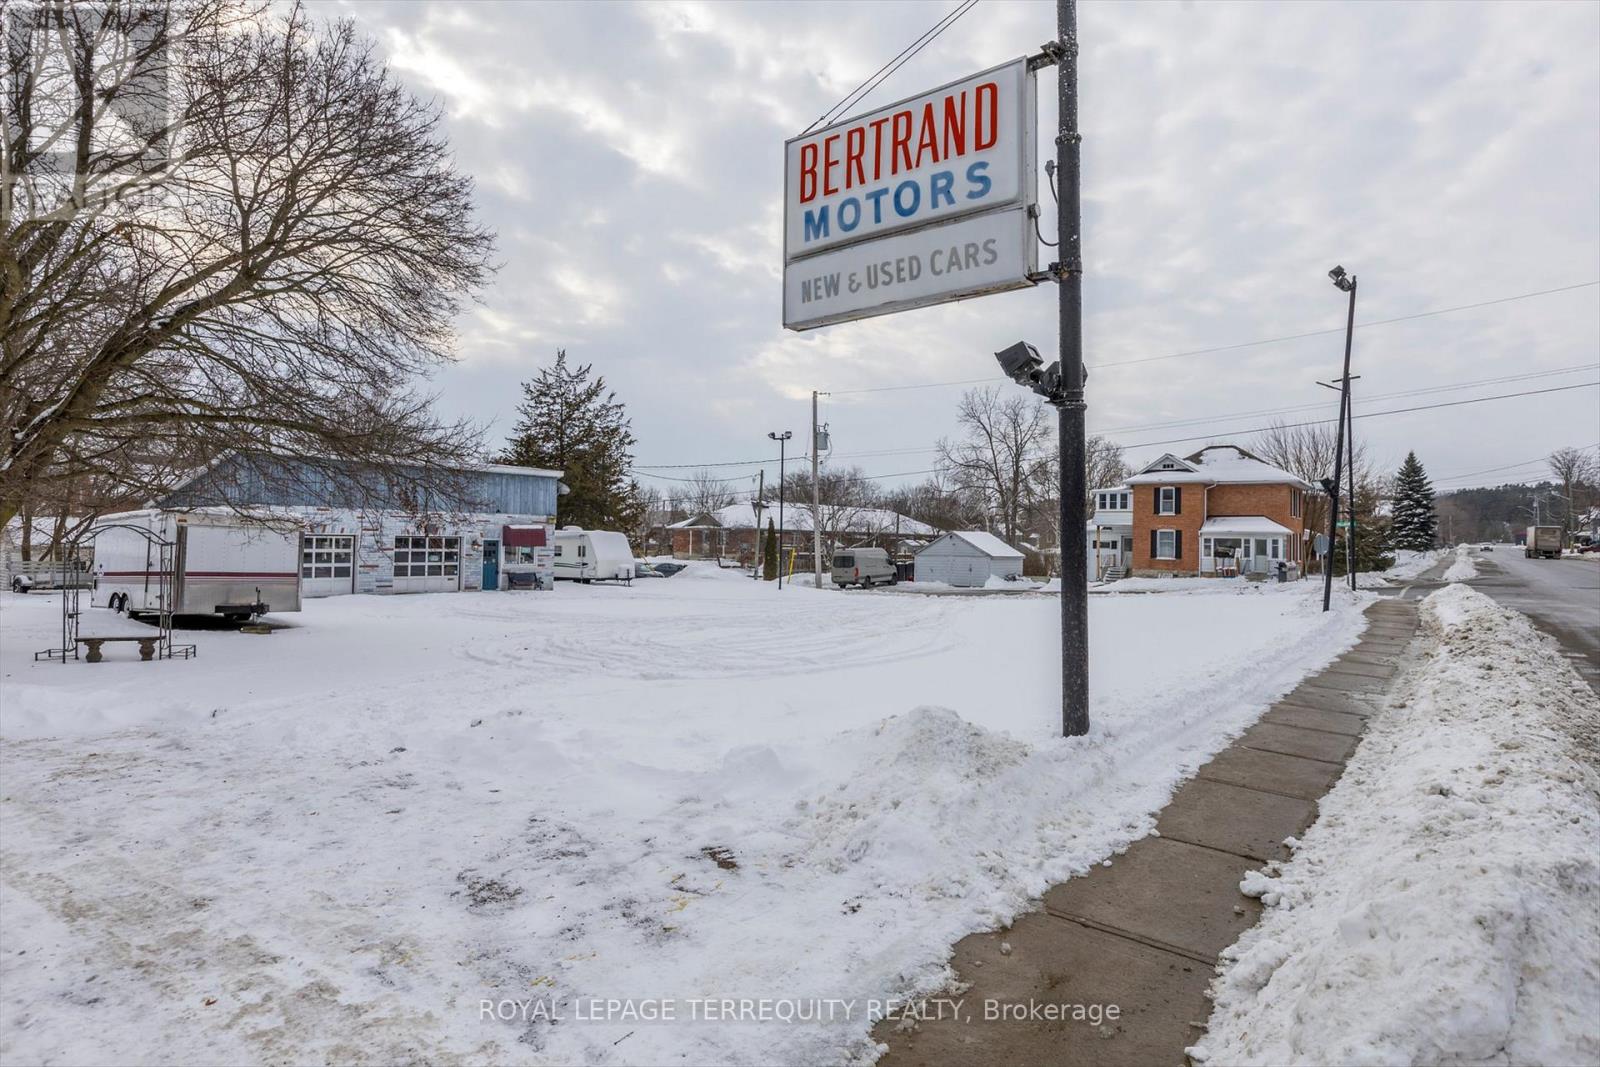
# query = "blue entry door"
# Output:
<box><xmin>482</xmin><ymin>539</ymin><xmax>500</xmax><ymax>590</ymax></box>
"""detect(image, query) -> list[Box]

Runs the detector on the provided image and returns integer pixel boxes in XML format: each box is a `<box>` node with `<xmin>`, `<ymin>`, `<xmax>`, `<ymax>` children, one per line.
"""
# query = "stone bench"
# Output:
<box><xmin>77</xmin><ymin>636</ymin><xmax>157</xmax><ymax>663</ymax></box>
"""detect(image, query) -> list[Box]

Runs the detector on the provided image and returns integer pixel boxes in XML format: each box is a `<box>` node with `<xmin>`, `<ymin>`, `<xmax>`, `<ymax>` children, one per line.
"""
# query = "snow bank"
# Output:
<box><xmin>0</xmin><ymin>577</ymin><xmax>1374</xmax><ymax>1066</ymax></box>
<box><xmin>1387</xmin><ymin>548</ymin><xmax>1447</xmax><ymax>580</ymax></box>
<box><xmin>1442</xmin><ymin>544</ymin><xmax>1478</xmax><ymax>582</ymax></box>
<box><xmin>1195</xmin><ymin>584</ymin><xmax>1600</xmax><ymax>1066</ymax></box>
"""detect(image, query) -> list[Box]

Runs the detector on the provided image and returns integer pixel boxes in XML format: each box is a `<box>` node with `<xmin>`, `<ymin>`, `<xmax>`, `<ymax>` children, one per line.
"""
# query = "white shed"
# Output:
<box><xmin>915</xmin><ymin>531</ymin><xmax>1025</xmax><ymax>587</ymax></box>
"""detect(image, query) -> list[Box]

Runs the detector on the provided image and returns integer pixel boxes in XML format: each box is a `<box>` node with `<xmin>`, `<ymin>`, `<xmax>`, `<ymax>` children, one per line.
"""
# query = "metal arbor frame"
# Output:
<box><xmin>32</xmin><ymin>522</ymin><xmax>197</xmax><ymax>663</ymax></box>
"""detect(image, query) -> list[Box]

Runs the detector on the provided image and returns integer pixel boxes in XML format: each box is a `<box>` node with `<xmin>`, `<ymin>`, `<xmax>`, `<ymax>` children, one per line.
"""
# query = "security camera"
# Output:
<box><xmin>995</xmin><ymin>341</ymin><xmax>1043</xmax><ymax>384</ymax></box>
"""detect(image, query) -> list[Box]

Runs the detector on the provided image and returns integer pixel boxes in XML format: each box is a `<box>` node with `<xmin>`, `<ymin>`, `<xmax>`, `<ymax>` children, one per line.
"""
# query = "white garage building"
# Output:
<box><xmin>915</xmin><ymin>531</ymin><xmax>1025</xmax><ymax>587</ymax></box>
<box><xmin>159</xmin><ymin>453</ymin><xmax>563</xmax><ymax>596</ymax></box>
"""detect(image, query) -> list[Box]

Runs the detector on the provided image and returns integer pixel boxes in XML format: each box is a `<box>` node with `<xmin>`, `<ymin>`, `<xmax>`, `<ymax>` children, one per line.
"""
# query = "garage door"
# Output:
<box><xmin>392</xmin><ymin>535</ymin><xmax>460</xmax><ymax>593</ymax></box>
<box><xmin>301</xmin><ymin>534</ymin><xmax>355</xmax><ymax>597</ymax></box>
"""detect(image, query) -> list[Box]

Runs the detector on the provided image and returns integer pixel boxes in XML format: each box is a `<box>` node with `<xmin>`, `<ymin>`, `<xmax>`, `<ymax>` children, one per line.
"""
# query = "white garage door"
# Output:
<box><xmin>301</xmin><ymin>535</ymin><xmax>355</xmax><ymax>597</ymax></box>
<box><xmin>392</xmin><ymin>535</ymin><xmax>460</xmax><ymax>593</ymax></box>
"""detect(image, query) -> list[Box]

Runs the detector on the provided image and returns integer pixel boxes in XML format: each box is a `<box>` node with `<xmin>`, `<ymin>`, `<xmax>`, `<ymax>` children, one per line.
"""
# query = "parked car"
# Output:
<box><xmin>634</xmin><ymin>563</ymin><xmax>665</xmax><ymax>578</ymax></box>
<box><xmin>649</xmin><ymin>561</ymin><xmax>688</xmax><ymax>577</ymax></box>
<box><xmin>1580</xmin><ymin>542</ymin><xmax>1600</xmax><ymax>554</ymax></box>
<box><xmin>831</xmin><ymin>548</ymin><xmax>897</xmax><ymax>588</ymax></box>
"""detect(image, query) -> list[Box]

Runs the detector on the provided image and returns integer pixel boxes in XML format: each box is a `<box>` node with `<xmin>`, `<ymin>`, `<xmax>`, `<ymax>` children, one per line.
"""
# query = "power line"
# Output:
<box><xmin>1115</xmin><ymin>381</ymin><xmax>1598</xmax><ymax>452</ymax></box>
<box><xmin>797</xmin><ymin>0</ymin><xmax>979</xmax><ymax>137</ymax></box>
<box><xmin>636</xmin><ymin>380</ymin><xmax>1597</xmax><ymax>484</ymax></box>
<box><xmin>824</xmin><ymin>280</ymin><xmax>1600</xmax><ymax>394</ymax></box>
<box><xmin>1432</xmin><ymin>442</ymin><xmax>1600</xmax><ymax>486</ymax></box>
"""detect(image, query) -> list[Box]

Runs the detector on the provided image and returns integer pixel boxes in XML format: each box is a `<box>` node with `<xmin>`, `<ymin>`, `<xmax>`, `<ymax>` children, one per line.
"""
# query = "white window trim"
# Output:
<box><xmin>1157</xmin><ymin>486</ymin><xmax>1177</xmax><ymax>515</ymax></box>
<box><xmin>1155</xmin><ymin>529</ymin><xmax>1178</xmax><ymax>560</ymax></box>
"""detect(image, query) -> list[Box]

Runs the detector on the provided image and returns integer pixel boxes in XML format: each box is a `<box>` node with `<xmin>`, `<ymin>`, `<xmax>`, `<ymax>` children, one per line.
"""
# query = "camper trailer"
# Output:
<box><xmin>552</xmin><ymin>527</ymin><xmax>636</xmax><ymax>583</ymax></box>
<box><xmin>93</xmin><ymin>509</ymin><xmax>302</xmax><ymax>619</ymax></box>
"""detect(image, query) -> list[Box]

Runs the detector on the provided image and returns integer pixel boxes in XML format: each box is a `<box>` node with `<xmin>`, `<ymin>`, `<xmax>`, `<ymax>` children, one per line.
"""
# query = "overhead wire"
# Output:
<box><xmin>824</xmin><ymin>281</ymin><xmax>1600</xmax><ymax>394</ymax></box>
<box><xmin>796</xmin><ymin>0</ymin><xmax>979</xmax><ymax>138</ymax></box>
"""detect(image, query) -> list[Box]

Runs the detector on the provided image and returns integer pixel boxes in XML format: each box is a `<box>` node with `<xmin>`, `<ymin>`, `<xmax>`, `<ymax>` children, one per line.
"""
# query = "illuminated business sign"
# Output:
<box><xmin>782</xmin><ymin>57</ymin><xmax>1038</xmax><ymax>331</ymax></box>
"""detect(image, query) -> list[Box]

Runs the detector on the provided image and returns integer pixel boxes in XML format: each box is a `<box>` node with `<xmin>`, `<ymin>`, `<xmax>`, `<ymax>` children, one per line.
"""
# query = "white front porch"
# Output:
<box><xmin>1200</xmin><ymin>517</ymin><xmax>1293</xmax><ymax>577</ymax></box>
<box><xmin>1087</xmin><ymin>522</ymin><xmax>1134</xmax><ymax>579</ymax></box>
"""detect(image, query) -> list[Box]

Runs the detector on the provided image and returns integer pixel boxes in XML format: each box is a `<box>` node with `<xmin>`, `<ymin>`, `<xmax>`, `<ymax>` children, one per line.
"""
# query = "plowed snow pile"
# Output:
<box><xmin>1195</xmin><ymin>583</ymin><xmax>1600</xmax><ymax>1066</ymax></box>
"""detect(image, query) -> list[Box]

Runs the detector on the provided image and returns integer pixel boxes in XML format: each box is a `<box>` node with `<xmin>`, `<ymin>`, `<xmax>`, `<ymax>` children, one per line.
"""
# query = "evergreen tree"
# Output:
<box><xmin>763</xmin><ymin>519</ymin><xmax>779</xmax><ymax>581</ymax></box>
<box><xmin>502</xmin><ymin>350</ymin><xmax>644</xmax><ymax>533</ymax></box>
<box><xmin>1390</xmin><ymin>452</ymin><xmax>1438</xmax><ymax>550</ymax></box>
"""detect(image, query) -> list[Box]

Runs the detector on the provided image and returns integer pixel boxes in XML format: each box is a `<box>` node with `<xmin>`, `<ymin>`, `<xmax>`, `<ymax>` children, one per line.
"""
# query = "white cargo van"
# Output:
<box><xmin>831</xmin><ymin>548</ymin><xmax>897</xmax><ymax>588</ymax></box>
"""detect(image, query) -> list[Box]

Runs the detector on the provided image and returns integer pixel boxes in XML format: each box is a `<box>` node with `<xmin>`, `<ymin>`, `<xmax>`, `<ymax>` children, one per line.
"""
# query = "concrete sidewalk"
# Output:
<box><xmin>873</xmin><ymin>597</ymin><xmax>1419</xmax><ymax>1067</ymax></box>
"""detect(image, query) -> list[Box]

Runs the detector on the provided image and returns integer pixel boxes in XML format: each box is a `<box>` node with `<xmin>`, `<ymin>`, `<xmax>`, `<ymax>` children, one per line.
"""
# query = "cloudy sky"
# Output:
<box><xmin>335</xmin><ymin>0</ymin><xmax>1599</xmax><ymax>500</ymax></box>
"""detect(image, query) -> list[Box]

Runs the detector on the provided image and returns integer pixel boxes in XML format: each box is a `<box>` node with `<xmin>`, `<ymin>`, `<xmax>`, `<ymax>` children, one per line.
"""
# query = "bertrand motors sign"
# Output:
<box><xmin>783</xmin><ymin>58</ymin><xmax>1038</xmax><ymax>331</ymax></box>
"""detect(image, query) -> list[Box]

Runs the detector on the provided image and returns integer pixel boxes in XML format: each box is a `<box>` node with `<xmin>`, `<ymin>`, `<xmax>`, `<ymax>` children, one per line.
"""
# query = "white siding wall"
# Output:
<box><xmin>915</xmin><ymin>535</ymin><xmax>1023</xmax><ymax>587</ymax></box>
<box><xmin>290</xmin><ymin>507</ymin><xmax>552</xmax><ymax>596</ymax></box>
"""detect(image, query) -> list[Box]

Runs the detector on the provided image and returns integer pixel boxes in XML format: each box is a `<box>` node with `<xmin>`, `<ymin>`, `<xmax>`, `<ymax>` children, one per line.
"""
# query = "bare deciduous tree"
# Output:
<box><xmin>1251</xmin><ymin>420</ymin><xmax>1375</xmax><ymax>538</ymax></box>
<box><xmin>1</xmin><ymin>2</ymin><xmax>495</xmax><ymax>528</ymax></box>
<box><xmin>1548</xmin><ymin>446</ymin><xmax>1598</xmax><ymax>530</ymax></box>
<box><xmin>936</xmin><ymin>387</ymin><xmax>1052</xmax><ymax>546</ymax></box>
<box><xmin>683</xmin><ymin>468</ymin><xmax>737</xmax><ymax>517</ymax></box>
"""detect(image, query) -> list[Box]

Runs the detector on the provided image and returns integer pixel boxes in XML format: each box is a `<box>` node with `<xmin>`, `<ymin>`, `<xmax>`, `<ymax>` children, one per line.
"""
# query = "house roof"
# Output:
<box><xmin>1199</xmin><ymin>516</ymin><xmax>1293</xmax><ymax>536</ymax></box>
<box><xmin>922</xmin><ymin>530</ymin><xmax>1024</xmax><ymax>558</ymax></box>
<box><xmin>1126</xmin><ymin>444</ymin><xmax>1311</xmax><ymax>490</ymax></box>
<box><xmin>666</xmin><ymin>503</ymin><xmax>936</xmax><ymax>537</ymax></box>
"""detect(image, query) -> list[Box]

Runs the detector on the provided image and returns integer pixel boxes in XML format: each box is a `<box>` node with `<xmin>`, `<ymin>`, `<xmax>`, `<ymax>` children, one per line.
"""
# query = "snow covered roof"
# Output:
<box><xmin>666</xmin><ymin>503</ymin><xmax>937</xmax><ymax>537</ymax></box>
<box><xmin>925</xmin><ymin>530</ymin><xmax>1025</xmax><ymax>558</ymax></box>
<box><xmin>1126</xmin><ymin>445</ymin><xmax>1311</xmax><ymax>490</ymax></box>
<box><xmin>1199</xmin><ymin>516</ymin><xmax>1293</xmax><ymax>536</ymax></box>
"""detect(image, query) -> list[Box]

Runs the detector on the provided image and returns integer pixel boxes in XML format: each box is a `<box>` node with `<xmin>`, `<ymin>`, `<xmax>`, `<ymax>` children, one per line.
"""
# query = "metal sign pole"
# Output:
<box><xmin>1056</xmin><ymin>0</ymin><xmax>1089</xmax><ymax>738</ymax></box>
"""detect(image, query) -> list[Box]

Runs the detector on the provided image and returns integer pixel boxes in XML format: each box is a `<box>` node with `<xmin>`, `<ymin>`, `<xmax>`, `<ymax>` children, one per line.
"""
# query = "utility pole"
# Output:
<box><xmin>1345</xmin><ymin>380</ymin><xmax>1357</xmax><ymax>590</ymax></box>
<box><xmin>752</xmin><ymin>469</ymin><xmax>765</xmax><ymax>577</ymax></box>
<box><xmin>768</xmin><ymin>430</ymin><xmax>792</xmax><ymax>589</ymax></box>
<box><xmin>1318</xmin><ymin>373</ymin><xmax>1361</xmax><ymax>590</ymax></box>
<box><xmin>1056</xmin><ymin>0</ymin><xmax>1089</xmax><ymax>737</ymax></box>
<box><xmin>812</xmin><ymin>391</ymin><xmax>822</xmax><ymax>589</ymax></box>
<box><xmin>1322</xmin><ymin>266</ymin><xmax>1357</xmax><ymax>612</ymax></box>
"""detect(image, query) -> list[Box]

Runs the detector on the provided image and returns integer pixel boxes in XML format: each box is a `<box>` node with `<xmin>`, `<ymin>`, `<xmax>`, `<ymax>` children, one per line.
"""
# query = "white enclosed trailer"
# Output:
<box><xmin>94</xmin><ymin>509</ymin><xmax>302</xmax><ymax>619</ymax></box>
<box><xmin>552</xmin><ymin>527</ymin><xmax>636</xmax><ymax>583</ymax></box>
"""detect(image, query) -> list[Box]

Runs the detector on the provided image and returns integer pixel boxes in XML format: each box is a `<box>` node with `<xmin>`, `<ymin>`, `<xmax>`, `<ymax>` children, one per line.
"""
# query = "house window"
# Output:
<box><xmin>1157</xmin><ymin>487</ymin><xmax>1178</xmax><ymax>515</ymax></box>
<box><xmin>1156</xmin><ymin>530</ymin><xmax>1177</xmax><ymax>559</ymax></box>
<box><xmin>1290</xmin><ymin>488</ymin><xmax>1302</xmax><ymax>519</ymax></box>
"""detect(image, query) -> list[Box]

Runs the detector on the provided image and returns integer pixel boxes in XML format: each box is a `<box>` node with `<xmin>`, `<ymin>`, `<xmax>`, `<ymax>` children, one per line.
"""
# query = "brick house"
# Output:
<box><xmin>1087</xmin><ymin>445</ymin><xmax>1314</xmax><ymax>579</ymax></box>
<box><xmin>666</xmin><ymin>502</ymin><xmax>936</xmax><ymax>567</ymax></box>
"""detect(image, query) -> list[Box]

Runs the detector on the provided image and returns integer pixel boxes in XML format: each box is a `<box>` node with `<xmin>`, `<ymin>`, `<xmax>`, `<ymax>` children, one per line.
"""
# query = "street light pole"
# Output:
<box><xmin>1345</xmin><ymin>381</ymin><xmax>1358</xmax><ymax>590</ymax></box>
<box><xmin>1056</xmin><ymin>0</ymin><xmax>1089</xmax><ymax>737</ymax></box>
<box><xmin>1322</xmin><ymin>266</ymin><xmax>1357</xmax><ymax>613</ymax></box>
<box><xmin>768</xmin><ymin>430</ymin><xmax>792</xmax><ymax>589</ymax></box>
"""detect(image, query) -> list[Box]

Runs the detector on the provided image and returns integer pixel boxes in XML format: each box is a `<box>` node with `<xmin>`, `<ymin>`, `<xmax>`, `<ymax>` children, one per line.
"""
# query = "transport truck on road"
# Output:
<box><xmin>1524</xmin><ymin>525</ymin><xmax>1563</xmax><ymax>559</ymax></box>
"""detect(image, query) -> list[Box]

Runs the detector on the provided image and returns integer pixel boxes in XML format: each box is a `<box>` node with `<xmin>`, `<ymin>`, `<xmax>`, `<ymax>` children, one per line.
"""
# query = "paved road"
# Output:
<box><xmin>1469</xmin><ymin>550</ymin><xmax>1600</xmax><ymax>695</ymax></box>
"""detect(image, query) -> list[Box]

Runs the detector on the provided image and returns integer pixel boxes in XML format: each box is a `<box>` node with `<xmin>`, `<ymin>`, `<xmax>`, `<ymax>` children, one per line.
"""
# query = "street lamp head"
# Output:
<box><xmin>1328</xmin><ymin>265</ymin><xmax>1355</xmax><ymax>292</ymax></box>
<box><xmin>768</xmin><ymin>430</ymin><xmax>792</xmax><ymax>442</ymax></box>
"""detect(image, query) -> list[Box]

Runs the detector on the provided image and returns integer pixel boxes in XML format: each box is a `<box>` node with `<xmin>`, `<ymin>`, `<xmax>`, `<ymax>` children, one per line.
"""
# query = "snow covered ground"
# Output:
<box><xmin>2</xmin><ymin>567</ymin><xmax>1372</xmax><ymax>1065</ymax></box>
<box><xmin>1196</xmin><ymin>584</ymin><xmax>1600</xmax><ymax>1066</ymax></box>
<box><xmin>1442</xmin><ymin>544</ymin><xmax>1479</xmax><ymax>582</ymax></box>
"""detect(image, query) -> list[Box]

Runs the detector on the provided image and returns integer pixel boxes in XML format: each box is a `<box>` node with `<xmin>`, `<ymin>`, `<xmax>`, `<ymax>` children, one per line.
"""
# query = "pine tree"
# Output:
<box><xmin>763</xmin><ymin>519</ymin><xmax>779</xmax><ymax>581</ymax></box>
<box><xmin>1390</xmin><ymin>451</ymin><xmax>1438</xmax><ymax>550</ymax></box>
<box><xmin>502</xmin><ymin>350</ymin><xmax>644</xmax><ymax>534</ymax></box>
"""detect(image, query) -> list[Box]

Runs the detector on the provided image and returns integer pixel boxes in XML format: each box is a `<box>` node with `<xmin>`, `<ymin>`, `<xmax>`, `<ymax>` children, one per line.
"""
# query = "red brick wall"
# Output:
<box><xmin>1130</xmin><ymin>482</ymin><xmax>1308</xmax><ymax>574</ymax></box>
<box><xmin>1209</xmin><ymin>484</ymin><xmax>1307</xmax><ymax>563</ymax></box>
<box><xmin>1130</xmin><ymin>484</ymin><xmax>1203</xmax><ymax>574</ymax></box>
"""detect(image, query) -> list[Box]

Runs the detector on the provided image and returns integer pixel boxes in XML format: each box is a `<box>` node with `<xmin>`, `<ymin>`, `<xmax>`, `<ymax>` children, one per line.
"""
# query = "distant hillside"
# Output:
<box><xmin>1436</xmin><ymin>481</ymin><xmax>1567</xmax><ymax>542</ymax></box>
